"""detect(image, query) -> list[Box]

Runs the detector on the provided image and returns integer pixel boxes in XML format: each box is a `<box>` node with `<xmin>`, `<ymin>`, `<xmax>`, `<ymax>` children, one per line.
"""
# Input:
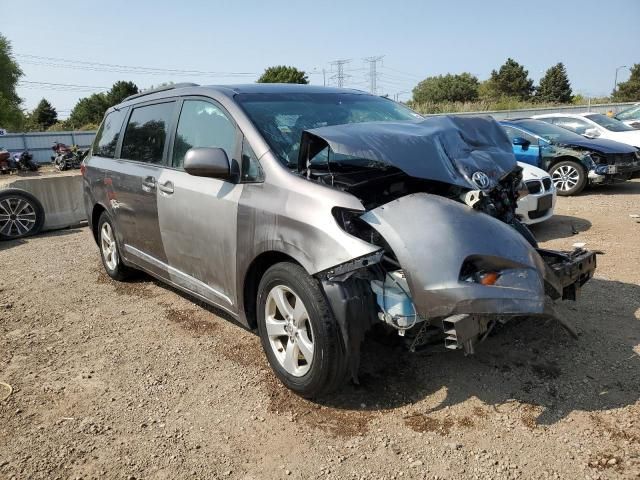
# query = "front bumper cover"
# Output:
<box><xmin>360</xmin><ymin>193</ymin><xmax>596</xmax><ymax>320</ymax></box>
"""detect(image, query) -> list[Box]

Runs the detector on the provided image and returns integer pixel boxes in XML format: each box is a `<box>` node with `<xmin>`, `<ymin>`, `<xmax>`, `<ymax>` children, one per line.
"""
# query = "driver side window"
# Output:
<box><xmin>172</xmin><ymin>100</ymin><xmax>236</xmax><ymax>168</ymax></box>
<box><xmin>503</xmin><ymin>126</ymin><xmax>538</xmax><ymax>146</ymax></box>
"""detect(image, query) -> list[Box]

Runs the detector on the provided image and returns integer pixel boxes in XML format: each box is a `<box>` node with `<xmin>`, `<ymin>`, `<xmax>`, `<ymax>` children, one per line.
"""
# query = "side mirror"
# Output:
<box><xmin>512</xmin><ymin>137</ymin><xmax>531</xmax><ymax>148</ymax></box>
<box><xmin>584</xmin><ymin>128</ymin><xmax>601</xmax><ymax>138</ymax></box>
<box><xmin>183</xmin><ymin>147</ymin><xmax>230</xmax><ymax>179</ymax></box>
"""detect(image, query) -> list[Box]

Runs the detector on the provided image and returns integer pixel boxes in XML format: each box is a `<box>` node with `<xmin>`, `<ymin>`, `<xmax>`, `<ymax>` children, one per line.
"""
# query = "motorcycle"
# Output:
<box><xmin>12</xmin><ymin>150</ymin><xmax>40</xmax><ymax>172</ymax></box>
<box><xmin>0</xmin><ymin>149</ymin><xmax>12</xmax><ymax>174</ymax></box>
<box><xmin>51</xmin><ymin>142</ymin><xmax>86</xmax><ymax>171</ymax></box>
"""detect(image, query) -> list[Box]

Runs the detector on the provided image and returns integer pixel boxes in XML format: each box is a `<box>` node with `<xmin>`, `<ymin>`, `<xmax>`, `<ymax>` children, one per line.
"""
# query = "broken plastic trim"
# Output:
<box><xmin>316</xmin><ymin>250</ymin><xmax>384</xmax><ymax>281</ymax></box>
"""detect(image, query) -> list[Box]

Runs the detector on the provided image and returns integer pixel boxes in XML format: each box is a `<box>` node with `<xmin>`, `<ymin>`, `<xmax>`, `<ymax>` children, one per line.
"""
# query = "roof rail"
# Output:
<box><xmin>123</xmin><ymin>82</ymin><xmax>200</xmax><ymax>102</ymax></box>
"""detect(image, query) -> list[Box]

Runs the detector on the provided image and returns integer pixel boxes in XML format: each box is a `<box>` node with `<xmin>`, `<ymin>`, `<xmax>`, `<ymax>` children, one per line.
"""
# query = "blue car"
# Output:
<box><xmin>500</xmin><ymin>118</ymin><xmax>640</xmax><ymax>195</ymax></box>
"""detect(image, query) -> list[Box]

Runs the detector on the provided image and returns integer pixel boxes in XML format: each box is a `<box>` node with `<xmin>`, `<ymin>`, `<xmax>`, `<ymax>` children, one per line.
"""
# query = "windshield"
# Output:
<box><xmin>584</xmin><ymin>113</ymin><xmax>635</xmax><ymax>132</ymax></box>
<box><xmin>616</xmin><ymin>105</ymin><xmax>640</xmax><ymax>120</ymax></box>
<box><xmin>512</xmin><ymin>119</ymin><xmax>588</xmax><ymax>144</ymax></box>
<box><xmin>236</xmin><ymin>93</ymin><xmax>421</xmax><ymax>167</ymax></box>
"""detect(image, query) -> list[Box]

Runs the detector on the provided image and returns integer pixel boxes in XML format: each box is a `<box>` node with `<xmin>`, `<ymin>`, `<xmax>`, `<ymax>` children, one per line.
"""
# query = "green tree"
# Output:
<box><xmin>412</xmin><ymin>73</ymin><xmax>479</xmax><ymax>104</ymax></box>
<box><xmin>0</xmin><ymin>33</ymin><xmax>24</xmax><ymax>131</ymax></box>
<box><xmin>482</xmin><ymin>58</ymin><xmax>534</xmax><ymax>100</ymax></box>
<box><xmin>257</xmin><ymin>65</ymin><xmax>308</xmax><ymax>84</ymax></box>
<box><xmin>612</xmin><ymin>64</ymin><xmax>640</xmax><ymax>102</ymax></box>
<box><xmin>67</xmin><ymin>93</ymin><xmax>109</xmax><ymax>128</ymax></box>
<box><xmin>106</xmin><ymin>80</ymin><xmax>138</xmax><ymax>106</ymax></box>
<box><xmin>32</xmin><ymin>98</ymin><xmax>58</xmax><ymax>129</ymax></box>
<box><xmin>67</xmin><ymin>81</ymin><xmax>138</xmax><ymax>129</ymax></box>
<box><xmin>535</xmin><ymin>63</ymin><xmax>573</xmax><ymax>103</ymax></box>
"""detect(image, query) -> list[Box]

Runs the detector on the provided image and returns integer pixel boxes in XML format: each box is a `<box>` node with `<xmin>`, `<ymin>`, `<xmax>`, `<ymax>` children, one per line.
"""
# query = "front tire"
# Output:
<box><xmin>0</xmin><ymin>189</ymin><xmax>45</xmax><ymax>240</ymax></box>
<box><xmin>97</xmin><ymin>211</ymin><xmax>135</xmax><ymax>280</ymax></box>
<box><xmin>550</xmin><ymin>160</ymin><xmax>586</xmax><ymax>196</ymax></box>
<box><xmin>257</xmin><ymin>262</ymin><xmax>348</xmax><ymax>398</ymax></box>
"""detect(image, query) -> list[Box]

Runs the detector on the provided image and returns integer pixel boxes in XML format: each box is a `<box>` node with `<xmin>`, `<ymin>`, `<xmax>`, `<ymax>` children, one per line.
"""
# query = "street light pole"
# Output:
<box><xmin>614</xmin><ymin>65</ymin><xmax>628</xmax><ymax>94</ymax></box>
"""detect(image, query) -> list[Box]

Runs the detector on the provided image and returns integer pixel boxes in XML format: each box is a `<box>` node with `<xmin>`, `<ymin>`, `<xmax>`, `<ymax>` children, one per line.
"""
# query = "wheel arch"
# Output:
<box><xmin>90</xmin><ymin>203</ymin><xmax>108</xmax><ymax>244</ymax></box>
<box><xmin>548</xmin><ymin>155</ymin><xmax>589</xmax><ymax>172</ymax></box>
<box><xmin>241</xmin><ymin>250</ymin><xmax>304</xmax><ymax>329</ymax></box>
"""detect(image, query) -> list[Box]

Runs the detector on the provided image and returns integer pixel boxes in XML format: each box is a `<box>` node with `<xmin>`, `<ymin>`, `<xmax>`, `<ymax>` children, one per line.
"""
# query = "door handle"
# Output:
<box><xmin>158</xmin><ymin>181</ymin><xmax>174</xmax><ymax>194</ymax></box>
<box><xmin>141</xmin><ymin>176</ymin><xmax>156</xmax><ymax>192</ymax></box>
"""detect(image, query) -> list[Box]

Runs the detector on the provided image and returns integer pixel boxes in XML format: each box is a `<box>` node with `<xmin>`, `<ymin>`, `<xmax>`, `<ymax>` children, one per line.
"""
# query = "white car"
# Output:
<box><xmin>533</xmin><ymin>112</ymin><xmax>640</xmax><ymax>148</ymax></box>
<box><xmin>516</xmin><ymin>161</ymin><xmax>556</xmax><ymax>225</ymax></box>
<box><xmin>615</xmin><ymin>104</ymin><xmax>640</xmax><ymax>129</ymax></box>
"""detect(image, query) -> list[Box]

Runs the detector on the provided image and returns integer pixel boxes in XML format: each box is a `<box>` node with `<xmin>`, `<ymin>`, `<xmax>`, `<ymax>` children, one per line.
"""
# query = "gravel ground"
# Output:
<box><xmin>1</xmin><ymin>180</ymin><xmax>639</xmax><ymax>480</ymax></box>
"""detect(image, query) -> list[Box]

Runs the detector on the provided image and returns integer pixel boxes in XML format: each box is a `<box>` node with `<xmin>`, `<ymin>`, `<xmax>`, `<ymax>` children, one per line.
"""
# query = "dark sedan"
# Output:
<box><xmin>500</xmin><ymin>118</ymin><xmax>640</xmax><ymax>195</ymax></box>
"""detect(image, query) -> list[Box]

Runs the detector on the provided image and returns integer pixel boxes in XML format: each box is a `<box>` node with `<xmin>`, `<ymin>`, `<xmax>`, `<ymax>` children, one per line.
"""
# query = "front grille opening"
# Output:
<box><xmin>525</xmin><ymin>180</ymin><xmax>542</xmax><ymax>194</ymax></box>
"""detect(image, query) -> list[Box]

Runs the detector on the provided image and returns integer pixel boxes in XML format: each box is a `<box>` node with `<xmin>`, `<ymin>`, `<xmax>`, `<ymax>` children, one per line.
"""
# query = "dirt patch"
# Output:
<box><xmin>530</xmin><ymin>361</ymin><xmax>562</xmax><ymax>380</ymax></box>
<box><xmin>520</xmin><ymin>404</ymin><xmax>541</xmax><ymax>429</ymax></box>
<box><xmin>96</xmin><ymin>267</ymin><xmax>157</xmax><ymax>299</ymax></box>
<box><xmin>165</xmin><ymin>307</ymin><xmax>219</xmax><ymax>336</ymax></box>
<box><xmin>265</xmin><ymin>374</ymin><xmax>374</xmax><ymax>438</ymax></box>
<box><xmin>404</xmin><ymin>413</ymin><xmax>454</xmax><ymax>435</ymax></box>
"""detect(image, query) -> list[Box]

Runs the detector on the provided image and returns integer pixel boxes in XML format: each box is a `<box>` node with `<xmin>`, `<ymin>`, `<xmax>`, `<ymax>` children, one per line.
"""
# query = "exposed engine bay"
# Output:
<box><xmin>296</xmin><ymin>116</ymin><xmax>597</xmax><ymax>379</ymax></box>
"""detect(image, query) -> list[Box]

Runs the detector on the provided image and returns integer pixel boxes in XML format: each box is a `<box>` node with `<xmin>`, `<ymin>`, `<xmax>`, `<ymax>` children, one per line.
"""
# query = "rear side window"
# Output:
<box><xmin>121</xmin><ymin>102</ymin><xmax>175</xmax><ymax>164</ymax></box>
<box><xmin>93</xmin><ymin>109</ymin><xmax>126</xmax><ymax>158</ymax></box>
<box><xmin>172</xmin><ymin>100</ymin><xmax>236</xmax><ymax>168</ymax></box>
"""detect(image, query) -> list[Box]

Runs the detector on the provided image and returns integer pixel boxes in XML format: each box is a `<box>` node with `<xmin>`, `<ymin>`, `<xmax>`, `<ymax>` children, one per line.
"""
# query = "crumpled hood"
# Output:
<box><xmin>298</xmin><ymin>116</ymin><xmax>518</xmax><ymax>190</ymax></box>
<box><xmin>555</xmin><ymin>136</ymin><xmax>637</xmax><ymax>154</ymax></box>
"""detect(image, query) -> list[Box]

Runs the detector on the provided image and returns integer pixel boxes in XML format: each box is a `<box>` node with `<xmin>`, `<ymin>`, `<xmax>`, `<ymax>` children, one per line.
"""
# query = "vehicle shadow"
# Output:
<box><xmin>0</xmin><ymin>227</ymin><xmax>86</xmax><ymax>252</ymax></box>
<box><xmin>583</xmin><ymin>177</ymin><xmax>640</xmax><ymax>196</ymax></box>
<box><xmin>530</xmin><ymin>214</ymin><xmax>592</xmax><ymax>242</ymax></box>
<box><xmin>319</xmin><ymin>277</ymin><xmax>640</xmax><ymax>426</ymax></box>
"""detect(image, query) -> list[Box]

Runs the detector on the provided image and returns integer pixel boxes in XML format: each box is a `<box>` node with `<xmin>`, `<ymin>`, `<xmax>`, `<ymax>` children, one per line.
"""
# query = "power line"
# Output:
<box><xmin>363</xmin><ymin>56</ymin><xmax>384</xmax><ymax>95</ymax></box>
<box><xmin>15</xmin><ymin>53</ymin><xmax>259</xmax><ymax>77</ymax></box>
<box><xmin>380</xmin><ymin>65</ymin><xmax>424</xmax><ymax>80</ymax></box>
<box><xmin>19</xmin><ymin>80</ymin><xmax>109</xmax><ymax>89</ymax></box>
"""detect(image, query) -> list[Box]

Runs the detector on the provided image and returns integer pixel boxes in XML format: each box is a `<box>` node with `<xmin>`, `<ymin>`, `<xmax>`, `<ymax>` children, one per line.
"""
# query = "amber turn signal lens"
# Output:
<box><xmin>479</xmin><ymin>272</ymin><xmax>500</xmax><ymax>286</ymax></box>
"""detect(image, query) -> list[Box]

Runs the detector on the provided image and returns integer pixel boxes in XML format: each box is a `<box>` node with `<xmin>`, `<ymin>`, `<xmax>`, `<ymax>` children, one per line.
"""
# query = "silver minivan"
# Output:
<box><xmin>84</xmin><ymin>83</ymin><xmax>596</xmax><ymax>397</ymax></box>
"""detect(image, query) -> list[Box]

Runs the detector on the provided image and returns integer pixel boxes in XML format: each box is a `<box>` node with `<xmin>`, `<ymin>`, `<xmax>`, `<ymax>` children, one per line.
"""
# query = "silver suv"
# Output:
<box><xmin>84</xmin><ymin>83</ymin><xmax>596</xmax><ymax>397</ymax></box>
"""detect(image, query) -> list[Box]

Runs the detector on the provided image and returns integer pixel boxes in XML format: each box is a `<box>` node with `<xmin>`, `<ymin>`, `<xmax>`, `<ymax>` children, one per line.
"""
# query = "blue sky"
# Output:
<box><xmin>4</xmin><ymin>0</ymin><xmax>639</xmax><ymax>117</ymax></box>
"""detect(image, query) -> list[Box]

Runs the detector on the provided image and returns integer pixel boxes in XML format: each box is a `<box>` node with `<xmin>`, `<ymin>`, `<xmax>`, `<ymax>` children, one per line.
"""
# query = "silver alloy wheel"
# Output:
<box><xmin>100</xmin><ymin>222</ymin><xmax>118</xmax><ymax>271</ymax></box>
<box><xmin>0</xmin><ymin>196</ymin><xmax>37</xmax><ymax>238</ymax></box>
<box><xmin>551</xmin><ymin>165</ymin><xmax>580</xmax><ymax>192</ymax></box>
<box><xmin>264</xmin><ymin>285</ymin><xmax>314</xmax><ymax>377</ymax></box>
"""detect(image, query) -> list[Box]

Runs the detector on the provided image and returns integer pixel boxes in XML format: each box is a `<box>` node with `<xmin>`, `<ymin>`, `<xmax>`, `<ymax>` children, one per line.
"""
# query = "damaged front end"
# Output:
<box><xmin>300</xmin><ymin>117</ymin><xmax>596</xmax><ymax>376</ymax></box>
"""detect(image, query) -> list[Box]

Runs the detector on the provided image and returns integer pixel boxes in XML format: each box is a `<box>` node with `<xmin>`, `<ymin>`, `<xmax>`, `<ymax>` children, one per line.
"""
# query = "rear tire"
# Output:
<box><xmin>257</xmin><ymin>262</ymin><xmax>349</xmax><ymax>398</ymax></box>
<box><xmin>97</xmin><ymin>211</ymin><xmax>135</xmax><ymax>281</ymax></box>
<box><xmin>549</xmin><ymin>160</ymin><xmax>586</xmax><ymax>196</ymax></box>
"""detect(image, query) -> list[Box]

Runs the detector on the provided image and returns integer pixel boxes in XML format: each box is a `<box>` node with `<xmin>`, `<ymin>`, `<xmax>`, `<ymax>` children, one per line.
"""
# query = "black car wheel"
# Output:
<box><xmin>257</xmin><ymin>262</ymin><xmax>349</xmax><ymax>398</ymax></box>
<box><xmin>0</xmin><ymin>189</ymin><xmax>45</xmax><ymax>240</ymax></box>
<box><xmin>550</xmin><ymin>160</ymin><xmax>587</xmax><ymax>196</ymax></box>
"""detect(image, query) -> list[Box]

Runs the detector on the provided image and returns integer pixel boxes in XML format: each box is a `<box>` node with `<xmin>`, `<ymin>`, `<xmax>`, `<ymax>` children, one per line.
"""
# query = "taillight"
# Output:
<box><xmin>80</xmin><ymin>161</ymin><xmax>86</xmax><ymax>176</ymax></box>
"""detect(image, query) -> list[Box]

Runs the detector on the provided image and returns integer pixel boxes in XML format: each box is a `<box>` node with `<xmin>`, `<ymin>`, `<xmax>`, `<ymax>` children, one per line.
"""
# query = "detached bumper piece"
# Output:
<box><xmin>443</xmin><ymin>314</ymin><xmax>491</xmax><ymax>354</ymax></box>
<box><xmin>537</xmin><ymin>247</ymin><xmax>597</xmax><ymax>301</ymax></box>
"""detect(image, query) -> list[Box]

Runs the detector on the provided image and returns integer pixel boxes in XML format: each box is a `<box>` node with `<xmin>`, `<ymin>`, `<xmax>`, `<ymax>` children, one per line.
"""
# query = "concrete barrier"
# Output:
<box><xmin>0</xmin><ymin>173</ymin><xmax>86</xmax><ymax>231</ymax></box>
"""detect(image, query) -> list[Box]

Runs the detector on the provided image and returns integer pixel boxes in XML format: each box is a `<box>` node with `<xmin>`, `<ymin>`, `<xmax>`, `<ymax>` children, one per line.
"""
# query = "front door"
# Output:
<box><xmin>503</xmin><ymin>125</ymin><xmax>541</xmax><ymax>167</ymax></box>
<box><xmin>113</xmin><ymin>100</ymin><xmax>176</xmax><ymax>275</ymax></box>
<box><xmin>156</xmin><ymin>98</ymin><xmax>242</xmax><ymax>311</ymax></box>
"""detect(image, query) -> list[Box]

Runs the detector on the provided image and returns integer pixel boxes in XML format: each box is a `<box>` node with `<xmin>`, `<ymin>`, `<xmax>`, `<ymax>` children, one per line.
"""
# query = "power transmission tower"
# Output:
<box><xmin>363</xmin><ymin>56</ymin><xmax>384</xmax><ymax>95</ymax></box>
<box><xmin>329</xmin><ymin>59</ymin><xmax>351</xmax><ymax>88</ymax></box>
